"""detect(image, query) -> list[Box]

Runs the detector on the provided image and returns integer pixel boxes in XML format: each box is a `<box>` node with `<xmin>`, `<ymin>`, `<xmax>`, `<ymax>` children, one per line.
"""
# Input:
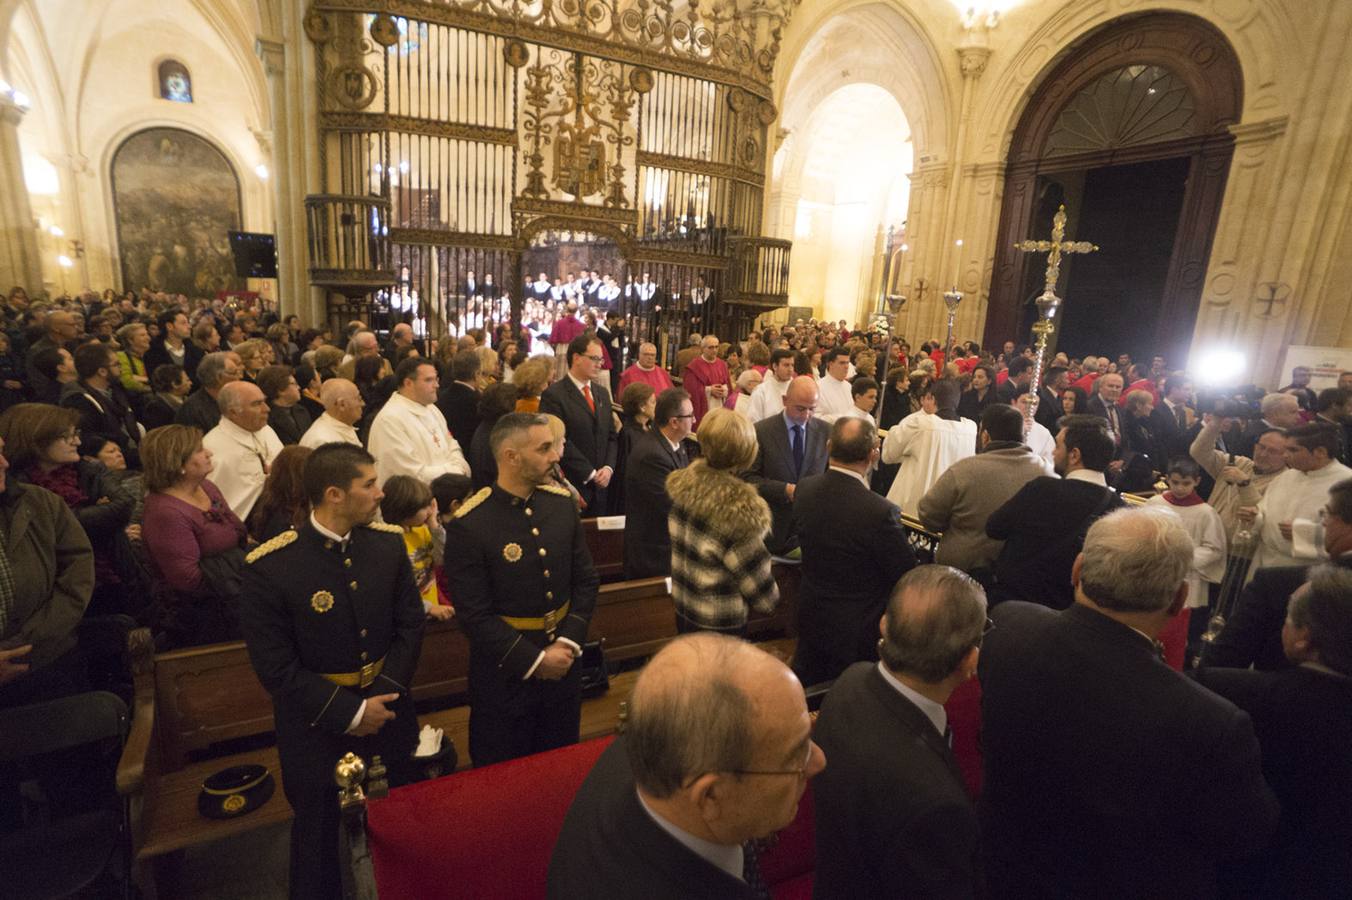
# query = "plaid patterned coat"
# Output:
<box><xmin>665</xmin><ymin>460</ymin><xmax>779</xmax><ymax>630</ymax></box>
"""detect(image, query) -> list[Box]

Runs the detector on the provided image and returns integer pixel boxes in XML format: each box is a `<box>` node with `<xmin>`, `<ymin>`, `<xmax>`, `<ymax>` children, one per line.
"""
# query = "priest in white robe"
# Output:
<box><xmin>1247</xmin><ymin>423</ymin><xmax>1352</xmax><ymax>574</ymax></box>
<box><xmin>743</xmin><ymin>350</ymin><xmax>797</xmax><ymax>423</ymax></box>
<box><xmin>882</xmin><ymin>380</ymin><xmax>977</xmax><ymax>517</ymax></box>
<box><xmin>368</xmin><ymin>359</ymin><xmax>470</xmax><ymax>485</ymax></box>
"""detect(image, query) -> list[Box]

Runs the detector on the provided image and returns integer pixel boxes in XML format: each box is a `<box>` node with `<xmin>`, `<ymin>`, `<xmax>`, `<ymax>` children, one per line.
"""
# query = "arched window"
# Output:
<box><xmin>157</xmin><ymin>60</ymin><xmax>193</xmax><ymax>103</ymax></box>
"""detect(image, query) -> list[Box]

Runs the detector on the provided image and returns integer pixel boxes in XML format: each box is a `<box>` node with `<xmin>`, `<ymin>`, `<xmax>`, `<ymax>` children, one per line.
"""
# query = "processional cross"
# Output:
<box><xmin>1012</xmin><ymin>204</ymin><xmax>1098</xmax><ymax>419</ymax></box>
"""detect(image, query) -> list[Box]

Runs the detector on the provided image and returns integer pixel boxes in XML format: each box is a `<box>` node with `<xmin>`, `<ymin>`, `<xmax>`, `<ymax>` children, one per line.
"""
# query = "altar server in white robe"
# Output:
<box><xmin>882</xmin><ymin>379</ymin><xmax>976</xmax><ymax>517</ymax></box>
<box><xmin>744</xmin><ymin>349</ymin><xmax>797</xmax><ymax>423</ymax></box>
<box><xmin>1146</xmin><ymin>458</ymin><xmax>1227</xmax><ymax>612</ymax></box>
<box><xmin>1244</xmin><ymin>422</ymin><xmax>1352</xmax><ymax>576</ymax></box>
<box><xmin>1014</xmin><ymin>393</ymin><xmax>1057</xmax><ymax>474</ymax></box>
<box><xmin>815</xmin><ymin>347</ymin><xmax>855</xmax><ymax>423</ymax></box>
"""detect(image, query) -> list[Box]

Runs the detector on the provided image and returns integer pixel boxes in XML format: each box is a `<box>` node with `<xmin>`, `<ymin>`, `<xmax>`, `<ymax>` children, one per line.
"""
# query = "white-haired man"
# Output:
<box><xmin>202</xmin><ymin>380</ymin><xmax>284</xmax><ymax>519</ymax></box>
<box><xmin>980</xmin><ymin>507</ymin><xmax>1278</xmax><ymax>896</ymax></box>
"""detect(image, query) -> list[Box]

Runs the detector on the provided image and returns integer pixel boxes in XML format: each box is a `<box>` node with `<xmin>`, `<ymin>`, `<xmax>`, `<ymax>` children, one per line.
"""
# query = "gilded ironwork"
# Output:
<box><xmin>636</xmin><ymin>151</ymin><xmax>764</xmax><ymax>187</ymax></box>
<box><xmin>512</xmin><ymin>197</ymin><xmax>636</xmax><ymax>226</ymax></box>
<box><xmin>389</xmin><ymin>227</ymin><xmax>518</xmax><ymax>251</ymax></box>
<box><xmin>321</xmin><ymin>112</ymin><xmax>516</xmax><ymax>145</ymax></box>
<box><xmin>313</xmin><ymin>0</ymin><xmax>800</xmax><ymax>94</ymax></box>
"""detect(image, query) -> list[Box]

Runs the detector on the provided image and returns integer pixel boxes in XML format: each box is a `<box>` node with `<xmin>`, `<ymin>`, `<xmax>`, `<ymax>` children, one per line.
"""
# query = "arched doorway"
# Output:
<box><xmin>983</xmin><ymin>13</ymin><xmax>1242</xmax><ymax>367</ymax></box>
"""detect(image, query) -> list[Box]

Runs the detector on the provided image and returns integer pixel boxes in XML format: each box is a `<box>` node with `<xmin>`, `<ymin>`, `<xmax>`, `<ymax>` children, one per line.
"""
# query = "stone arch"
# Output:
<box><xmin>982</xmin><ymin>11</ymin><xmax>1245</xmax><ymax>361</ymax></box>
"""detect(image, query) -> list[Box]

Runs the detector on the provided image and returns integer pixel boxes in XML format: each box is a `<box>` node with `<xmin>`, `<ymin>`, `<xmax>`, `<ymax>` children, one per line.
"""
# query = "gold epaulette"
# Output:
<box><xmin>364</xmin><ymin>521</ymin><xmax>404</xmax><ymax>534</ymax></box>
<box><xmin>246</xmin><ymin>529</ymin><xmax>297</xmax><ymax>563</ymax></box>
<box><xmin>453</xmin><ymin>487</ymin><xmax>492</xmax><ymax>519</ymax></box>
<box><xmin>536</xmin><ymin>483</ymin><xmax>572</xmax><ymax>497</ymax></box>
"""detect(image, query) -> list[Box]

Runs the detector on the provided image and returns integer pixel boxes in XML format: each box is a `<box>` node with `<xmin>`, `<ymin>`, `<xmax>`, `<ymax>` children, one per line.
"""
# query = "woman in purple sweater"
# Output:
<box><xmin>140</xmin><ymin>425</ymin><xmax>248</xmax><ymax>648</ymax></box>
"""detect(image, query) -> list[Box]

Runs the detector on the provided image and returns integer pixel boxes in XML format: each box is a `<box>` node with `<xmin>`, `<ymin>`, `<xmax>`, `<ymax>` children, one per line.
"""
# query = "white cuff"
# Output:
<box><xmin>523</xmin><ymin>650</ymin><xmax>546</xmax><ymax>680</ymax></box>
<box><xmin>556</xmin><ymin>637</ymin><xmax>582</xmax><ymax>657</ymax></box>
<box><xmin>344</xmin><ymin>700</ymin><xmax>367</xmax><ymax>735</ymax></box>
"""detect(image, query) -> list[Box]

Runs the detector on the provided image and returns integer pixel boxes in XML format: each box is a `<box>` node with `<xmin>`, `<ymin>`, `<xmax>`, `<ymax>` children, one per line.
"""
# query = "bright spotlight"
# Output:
<box><xmin>1193</xmin><ymin>349</ymin><xmax>1247</xmax><ymax>386</ymax></box>
<box><xmin>255</xmin><ymin>164</ymin><xmax>270</xmax><ymax>179</ymax></box>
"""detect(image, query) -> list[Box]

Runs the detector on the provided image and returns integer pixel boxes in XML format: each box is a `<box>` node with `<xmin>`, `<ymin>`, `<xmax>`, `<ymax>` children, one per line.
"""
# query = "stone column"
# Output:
<box><xmin>256</xmin><ymin>37</ymin><xmax>314</xmax><ymax>324</ymax></box>
<box><xmin>0</xmin><ymin>94</ymin><xmax>42</xmax><ymax>294</ymax></box>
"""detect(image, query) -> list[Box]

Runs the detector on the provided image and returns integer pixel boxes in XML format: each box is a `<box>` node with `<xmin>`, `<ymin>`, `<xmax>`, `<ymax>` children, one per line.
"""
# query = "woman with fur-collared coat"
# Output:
<box><xmin>665</xmin><ymin>407</ymin><xmax>779</xmax><ymax>635</ymax></box>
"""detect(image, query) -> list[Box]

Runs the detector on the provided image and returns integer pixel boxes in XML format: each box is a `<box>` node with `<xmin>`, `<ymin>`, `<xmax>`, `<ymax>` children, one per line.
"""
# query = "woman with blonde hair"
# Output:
<box><xmin>233</xmin><ymin>339</ymin><xmax>268</xmax><ymax>382</ymax></box>
<box><xmin>512</xmin><ymin>355</ymin><xmax>553</xmax><ymax>413</ymax></box>
<box><xmin>114</xmin><ymin>322</ymin><xmax>152</xmax><ymax>397</ymax></box>
<box><xmin>664</xmin><ymin>407</ymin><xmax>778</xmax><ymax>635</ymax></box>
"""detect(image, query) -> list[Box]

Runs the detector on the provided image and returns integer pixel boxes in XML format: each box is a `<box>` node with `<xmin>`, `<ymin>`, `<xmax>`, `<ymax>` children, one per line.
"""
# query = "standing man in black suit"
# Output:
<box><xmin>622</xmin><ymin>388</ymin><xmax>693</xmax><ymax>579</ymax></box>
<box><xmin>791</xmin><ymin>417</ymin><xmax>916</xmax><ymax>687</ymax></box>
<box><xmin>1194</xmin><ymin>564</ymin><xmax>1352</xmax><ymax>898</ymax></box>
<box><xmin>1149</xmin><ymin>374</ymin><xmax>1193</xmax><ymax>464</ymax></box>
<box><xmin>1086</xmin><ymin>371</ymin><xmax>1126</xmax><ymax>479</ymax></box>
<box><xmin>540</xmin><ymin>334</ymin><xmax>617</xmax><ymax>512</ymax></box>
<box><xmin>1201</xmin><ymin>476</ymin><xmax>1352</xmax><ymax>670</ymax></box>
<box><xmin>1033</xmin><ymin>365</ymin><xmax>1068</xmax><ymax>434</ymax></box>
<box><xmin>979</xmin><ymin>506</ymin><xmax>1278</xmax><ymax>898</ymax></box>
<box><xmin>547</xmin><ymin>633</ymin><xmax>825</xmax><ymax>899</ymax></box>
<box><xmin>812</xmin><ymin>565</ymin><xmax>985</xmax><ymax>899</ymax></box>
<box><xmin>995</xmin><ymin>355</ymin><xmax>1033</xmax><ymax>404</ymax></box>
<box><xmin>745</xmin><ymin>375</ymin><xmax>829</xmax><ymax>554</ymax></box>
<box><xmin>986</xmin><ymin>415</ymin><xmax>1123</xmax><ymax>609</ymax></box>
<box><xmin>238</xmin><ymin>444</ymin><xmax>425</xmax><ymax>899</ymax></box>
<box><xmin>436</xmin><ymin>348</ymin><xmax>482</xmax><ymax>446</ymax></box>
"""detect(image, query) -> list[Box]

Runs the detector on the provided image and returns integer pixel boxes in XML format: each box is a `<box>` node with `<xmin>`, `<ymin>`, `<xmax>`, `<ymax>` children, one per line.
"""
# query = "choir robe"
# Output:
<box><xmin>815</xmin><ymin>374</ymin><xmax>854</xmax><ymax>423</ymax></box>
<box><xmin>882</xmin><ymin>411</ymin><xmax>977</xmax><ymax>518</ymax></box>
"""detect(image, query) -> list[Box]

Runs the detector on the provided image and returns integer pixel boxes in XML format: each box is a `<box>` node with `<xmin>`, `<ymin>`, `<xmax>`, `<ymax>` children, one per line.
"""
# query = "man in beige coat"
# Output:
<box><xmin>919</xmin><ymin>403</ymin><xmax>1053</xmax><ymax>574</ymax></box>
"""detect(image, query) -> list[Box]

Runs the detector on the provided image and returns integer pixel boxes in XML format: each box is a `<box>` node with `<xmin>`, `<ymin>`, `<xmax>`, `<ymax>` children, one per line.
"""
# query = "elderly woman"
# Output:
<box><xmin>512</xmin><ymin>355</ymin><xmax>553</xmax><ymax>413</ymax></box>
<box><xmin>0</xmin><ymin>404</ymin><xmax>142</xmax><ymax>618</ymax></box>
<box><xmin>665</xmin><ymin>407</ymin><xmax>778</xmax><ymax>635</ymax></box>
<box><xmin>1120</xmin><ymin>388</ymin><xmax>1159</xmax><ymax>492</ymax></box>
<box><xmin>613</xmin><ymin>382</ymin><xmax>656</xmax><ymax>515</ymax></box>
<box><xmin>140</xmin><ymin>425</ymin><xmax>248</xmax><ymax>648</ymax></box>
<box><xmin>313</xmin><ymin>344</ymin><xmax>344</xmax><ymax>381</ymax></box>
<box><xmin>726</xmin><ymin>369</ymin><xmax>763</xmax><ymax>419</ymax></box>
<box><xmin>233</xmin><ymin>338</ymin><xmax>268</xmax><ymax>382</ymax></box>
<box><xmin>115</xmin><ymin>322</ymin><xmax>152</xmax><ymax>398</ymax></box>
<box><xmin>257</xmin><ymin>364</ymin><xmax>312</xmax><ymax>445</ymax></box>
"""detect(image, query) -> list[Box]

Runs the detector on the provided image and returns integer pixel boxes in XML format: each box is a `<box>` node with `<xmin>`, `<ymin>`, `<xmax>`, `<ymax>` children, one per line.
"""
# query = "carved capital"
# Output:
<box><xmin>255</xmin><ymin>37</ymin><xmax>286</xmax><ymax>78</ymax></box>
<box><xmin>958</xmin><ymin>46</ymin><xmax>992</xmax><ymax>79</ymax></box>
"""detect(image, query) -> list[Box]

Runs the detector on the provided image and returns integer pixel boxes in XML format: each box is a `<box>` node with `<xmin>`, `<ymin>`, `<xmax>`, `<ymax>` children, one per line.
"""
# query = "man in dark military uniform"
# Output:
<box><xmin>446</xmin><ymin>412</ymin><xmax>599</xmax><ymax>767</ymax></box>
<box><xmin>239</xmin><ymin>443</ymin><xmax>425</xmax><ymax>900</ymax></box>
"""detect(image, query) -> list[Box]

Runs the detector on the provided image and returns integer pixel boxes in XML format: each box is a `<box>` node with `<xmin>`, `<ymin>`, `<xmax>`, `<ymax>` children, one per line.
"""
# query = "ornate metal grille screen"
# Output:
<box><xmin>304</xmin><ymin>0</ymin><xmax>796</xmax><ymax>353</ymax></box>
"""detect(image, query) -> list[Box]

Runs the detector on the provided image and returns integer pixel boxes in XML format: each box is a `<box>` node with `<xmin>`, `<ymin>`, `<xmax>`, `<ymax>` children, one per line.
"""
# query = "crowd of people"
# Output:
<box><xmin>1</xmin><ymin>281</ymin><xmax>1348</xmax><ymax>898</ymax></box>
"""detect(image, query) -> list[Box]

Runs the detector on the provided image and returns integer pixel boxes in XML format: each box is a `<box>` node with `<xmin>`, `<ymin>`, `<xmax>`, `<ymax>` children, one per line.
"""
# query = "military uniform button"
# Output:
<box><xmin>324</xmin><ymin>541</ymin><xmax>334</xmax><ymax>550</ymax></box>
<box><xmin>542</xmin><ymin>570</ymin><xmax>550</xmax><ymax>579</ymax></box>
<box><xmin>360</xmin><ymin>651</ymin><xmax>369</xmax><ymax>661</ymax></box>
<box><xmin>344</xmin><ymin>558</ymin><xmax>352</xmax><ymax>568</ymax></box>
<box><xmin>531</xmin><ymin>528</ymin><xmax>540</xmax><ymax>536</ymax></box>
<box><xmin>546</xmin><ymin>591</ymin><xmax>554</xmax><ymax>600</ymax></box>
<box><xmin>360</xmin><ymin>628</ymin><xmax>368</xmax><ymax>638</ymax></box>
<box><xmin>349</xmin><ymin>581</ymin><xmax>358</xmax><ymax>590</ymax></box>
<box><xmin>539</xmin><ymin>548</ymin><xmax>547</xmax><ymax>557</ymax></box>
<box><xmin>524</xmin><ymin>508</ymin><xmax>533</xmax><ymax>516</ymax></box>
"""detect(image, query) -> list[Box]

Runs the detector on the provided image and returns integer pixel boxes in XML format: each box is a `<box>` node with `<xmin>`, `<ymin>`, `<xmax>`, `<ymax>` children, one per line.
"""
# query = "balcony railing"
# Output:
<box><xmin>726</xmin><ymin>237</ymin><xmax>791</xmax><ymax>307</ymax></box>
<box><xmin>305</xmin><ymin>194</ymin><xmax>396</xmax><ymax>297</ymax></box>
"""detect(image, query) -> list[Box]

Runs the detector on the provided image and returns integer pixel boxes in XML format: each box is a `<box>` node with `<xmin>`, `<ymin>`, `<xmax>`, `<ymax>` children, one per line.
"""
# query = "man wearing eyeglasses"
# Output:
<box><xmin>622</xmin><ymin>388</ymin><xmax>695</xmax><ymax>579</ymax></box>
<box><xmin>540</xmin><ymin>334</ymin><xmax>617</xmax><ymax>512</ymax></box>
<box><xmin>812</xmin><ymin>565</ymin><xmax>986</xmax><ymax>898</ymax></box>
<box><xmin>548</xmin><ymin>633</ymin><xmax>825</xmax><ymax>899</ymax></box>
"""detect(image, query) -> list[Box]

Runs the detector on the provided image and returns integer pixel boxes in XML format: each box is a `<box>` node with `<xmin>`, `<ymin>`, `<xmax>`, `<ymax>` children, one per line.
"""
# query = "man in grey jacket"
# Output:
<box><xmin>919</xmin><ymin>403</ymin><xmax>1052</xmax><ymax>574</ymax></box>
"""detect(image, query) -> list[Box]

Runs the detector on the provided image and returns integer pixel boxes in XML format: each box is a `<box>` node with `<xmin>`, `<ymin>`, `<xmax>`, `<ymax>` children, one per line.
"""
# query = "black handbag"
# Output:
<box><xmin>578</xmin><ymin>640</ymin><xmax>610</xmax><ymax>698</ymax></box>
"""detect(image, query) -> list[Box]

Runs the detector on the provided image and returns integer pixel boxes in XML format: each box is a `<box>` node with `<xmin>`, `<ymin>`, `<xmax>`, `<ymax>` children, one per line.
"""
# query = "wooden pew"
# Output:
<box><xmin>116</xmin><ymin>574</ymin><xmax>681</xmax><ymax>891</ymax></box>
<box><xmin>581</xmin><ymin>516</ymin><xmax>625</xmax><ymax>582</ymax></box>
